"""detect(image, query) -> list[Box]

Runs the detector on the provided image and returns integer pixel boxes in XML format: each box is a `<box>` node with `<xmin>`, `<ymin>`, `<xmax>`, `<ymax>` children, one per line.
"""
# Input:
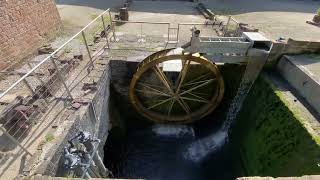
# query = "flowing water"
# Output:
<box><xmin>104</xmin><ymin>119</ymin><xmax>238</xmax><ymax>180</ymax></box>
<box><xmin>103</xmin><ymin>52</ymin><xmax>272</xmax><ymax>179</ymax></box>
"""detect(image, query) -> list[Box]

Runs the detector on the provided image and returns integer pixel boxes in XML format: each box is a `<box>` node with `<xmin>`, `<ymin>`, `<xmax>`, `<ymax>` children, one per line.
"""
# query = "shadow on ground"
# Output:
<box><xmin>55</xmin><ymin>0</ymin><xmax>320</xmax><ymax>15</ymax></box>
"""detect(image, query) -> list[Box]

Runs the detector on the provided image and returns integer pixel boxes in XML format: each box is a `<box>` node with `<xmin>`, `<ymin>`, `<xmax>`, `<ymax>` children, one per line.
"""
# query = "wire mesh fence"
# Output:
<box><xmin>0</xmin><ymin>9</ymin><xmax>113</xmax><ymax>162</ymax></box>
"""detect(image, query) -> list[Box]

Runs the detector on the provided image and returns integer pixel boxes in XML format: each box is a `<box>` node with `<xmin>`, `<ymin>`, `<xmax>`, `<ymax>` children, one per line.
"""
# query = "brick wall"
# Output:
<box><xmin>0</xmin><ymin>0</ymin><xmax>61</xmax><ymax>69</ymax></box>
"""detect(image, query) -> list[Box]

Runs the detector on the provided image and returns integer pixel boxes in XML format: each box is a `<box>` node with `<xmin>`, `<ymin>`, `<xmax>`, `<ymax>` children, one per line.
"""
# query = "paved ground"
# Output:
<box><xmin>1</xmin><ymin>0</ymin><xmax>319</xmax><ymax>179</ymax></box>
<box><xmin>203</xmin><ymin>0</ymin><xmax>320</xmax><ymax>40</ymax></box>
<box><xmin>55</xmin><ymin>0</ymin><xmax>320</xmax><ymax>41</ymax></box>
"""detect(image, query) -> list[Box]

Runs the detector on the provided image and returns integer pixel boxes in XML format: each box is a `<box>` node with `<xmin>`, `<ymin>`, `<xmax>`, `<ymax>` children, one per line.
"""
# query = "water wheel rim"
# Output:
<box><xmin>129</xmin><ymin>50</ymin><xmax>225</xmax><ymax>124</ymax></box>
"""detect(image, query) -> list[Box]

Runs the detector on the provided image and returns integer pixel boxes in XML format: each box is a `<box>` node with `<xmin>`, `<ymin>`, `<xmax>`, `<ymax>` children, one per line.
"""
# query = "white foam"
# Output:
<box><xmin>183</xmin><ymin>130</ymin><xmax>228</xmax><ymax>163</ymax></box>
<box><xmin>152</xmin><ymin>124</ymin><xmax>195</xmax><ymax>138</ymax></box>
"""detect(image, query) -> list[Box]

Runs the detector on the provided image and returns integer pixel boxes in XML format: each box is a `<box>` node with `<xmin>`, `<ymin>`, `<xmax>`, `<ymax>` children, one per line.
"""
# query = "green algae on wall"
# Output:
<box><xmin>231</xmin><ymin>75</ymin><xmax>320</xmax><ymax>177</ymax></box>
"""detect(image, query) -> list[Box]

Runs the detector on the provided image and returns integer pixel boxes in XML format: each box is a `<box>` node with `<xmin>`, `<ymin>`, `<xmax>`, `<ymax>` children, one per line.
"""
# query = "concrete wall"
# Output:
<box><xmin>267</xmin><ymin>39</ymin><xmax>320</xmax><ymax>65</ymax></box>
<box><xmin>277</xmin><ymin>55</ymin><xmax>320</xmax><ymax>116</ymax></box>
<box><xmin>231</xmin><ymin>73</ymin><xmax>320</xmax><ymax>176</ymax></box>
<box><xmin>0</xmin><ymin>0</ymin><xmax>61</xmax><ymax>68</ymax></box>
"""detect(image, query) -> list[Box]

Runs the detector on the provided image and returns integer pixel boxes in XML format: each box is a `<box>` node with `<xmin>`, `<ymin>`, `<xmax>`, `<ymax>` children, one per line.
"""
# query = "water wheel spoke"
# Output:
<box><xmin>138</xmin><ymin>82</ymin><xmax>167</xmax><ymax>90</ymax></box>
<box><xmin>153</xmin><ymin>66</ymin><xmax>175</xmax><ymax>95</ymax></box>
<box><xmin>180</xmin><ymin>96</ymin><xmax>210</xmax><ymax>103</ymax></box>
<box><xmin>176</xmin><ymin>60</ymin><xmax>190</xmax><ymax>94</ymax></box>
<box><xmin>183</xmin><ymin>78</ymin><xmax>216</xmax><ymax>87</ymax></box>
<box><xmin>167</xmin><ymin>99</ymin><xmax>175</xmax><ymax>116</ymax></box>
<box><xmin>190</xmin><ymin>91</ymin><xmax>211</xmax><ymax>96</ymax></box>
<box><xmin>137</xmin><ymin>82</ymin><xmax>171</xmax><ymax>97</ymax></box>
<box><xmin>147</xmin><ymin>97</ymin><xmax>173</xmax><ymax>110</ymax></box>
<box><xmin>145</xmin><ymin>97</ymin><xmax>167</xmax><ymax>103</ymax></box>
<box><xmin>184</xmin><ymin>92</ymin><xmax>210</xmax><ymax>103</ymax></box>
<box><xmin>180</xmin><ymin>79</ymin><xmax>215</xmax><ymax>96</ymax></box>
<box><xmin>176</xmin><ymin>97</ymin><xmax>191</xmax><ymax>114</ymax></box>
<box><xmin>182</xmin><ymin>73</ymin><xmax>211</xmax><ymax>86</ymax></box>
<box><xmin>135</xmin><ymin>89</ymin><xmax>169</xmax><ymax>97</ymax></box>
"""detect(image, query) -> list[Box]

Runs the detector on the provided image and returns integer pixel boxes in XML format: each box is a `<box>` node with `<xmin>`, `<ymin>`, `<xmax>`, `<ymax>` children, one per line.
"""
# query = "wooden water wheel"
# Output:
<box><xmin>129</xmin><ymin>48</ymin><xmax>225</xmax><ymax>124</ymax></box>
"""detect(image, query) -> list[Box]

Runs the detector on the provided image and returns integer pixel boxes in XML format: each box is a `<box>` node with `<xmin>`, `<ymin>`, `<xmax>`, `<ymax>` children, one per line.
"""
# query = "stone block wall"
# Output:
<box><xmin>267</xmin><ymin>39</ymin><xmax>320</xmax><ymax>65</ymax></box>
<box><xmin>0</xmin><ymin>0</ymin><xmax>61</xmax><ymax>69</ymax></box>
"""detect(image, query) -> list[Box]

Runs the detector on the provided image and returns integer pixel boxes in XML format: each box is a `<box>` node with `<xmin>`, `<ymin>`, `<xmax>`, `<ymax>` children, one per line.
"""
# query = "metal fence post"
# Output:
<box><xmin>167</xmin><ymin>24</ymin><xmax>170</xmax><ymax>42</ymax></box>
<box><xmin>0</xmin><ymin>126</ymin><xmax>32</xmax><ymax>156</ymax></box>
<box><xmin>50</xmin><ymin>57</ymin><xmax>73</xmax><ymax>100</ymax></box>
<box><xmin>108</xmin><ymin>11</ymin><xmax>116</xmax><ymax>41</ymax></box>
<box><xmin>177</xmin><ymin>24</ymin><xmax>180</xmax><ymax>42</ymax></box>
<box><xmin>81</xmin><ymin>31</ymin><xmax>94</xmax><ymax>67</ymax></box>
<box><xmin>224</xmin><ymin>15</ymin><xmax>231</xmax><ymax>37</ymax></box>
<box><xmin>101</xmin><ymin>15</ymin><xmax>110</xmax><ymax>49</ymax></box>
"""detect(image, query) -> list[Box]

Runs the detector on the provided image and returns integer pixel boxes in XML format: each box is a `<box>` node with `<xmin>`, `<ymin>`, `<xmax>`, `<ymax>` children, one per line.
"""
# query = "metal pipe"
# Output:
<box><xmin>81</xmin><ymin>31</ymin><xmax>94</xmax><ymax>67</ymax></box>
<box><xmin>0</xmin><ymin>9</ymin><xmax>110</xmax><ymax>101</ymax></box>
<box><xmin>167</xmin><ymin>25</ymin><xmax>170</xmax><ymax>42</ymax></box>
<box><xmin>94</xmin><ymin>150</ymin><xmax>109</xmax><ymax>176</ymax></box>
<box><xmin>109</xmin><ymin>11</ymin><xmax>116</xmax><ymax>41</ymax></box>
<box><xmin>81</xmin><ymin>140</ymin><xmax>100</xmax><ymax>178</ymax></box>
<box><xmin>0</xmin><ymin>126</ymin><xmax>32</xmax><ymax>156</ymax></box>
<box><xmin>177</xmin><ymin>24</ymin><xmax>180</xmax><ymax>42</ymax></box>
<box><xmin>112</xmin><ymin>20</ymin><xmax>170</xmax><ymax>25</ymax></box>
<box><xmin>223</xmin><ymin>15</ymin><xmax>231</xmax><ymax>36</ymax></box>
<box><xmin>178</xmin><ymin>22</ymin><xmax>212</xmax><ymax>26</ymax></box>
<box><xmin>50</xmin><ymin>57</ymin><xmax>73</xmax><ymax>99</ymax></box>
<box><xmin>101</xmin><ymin>15</ymin><xmax>110</xmax><ymax>49</ymax></box>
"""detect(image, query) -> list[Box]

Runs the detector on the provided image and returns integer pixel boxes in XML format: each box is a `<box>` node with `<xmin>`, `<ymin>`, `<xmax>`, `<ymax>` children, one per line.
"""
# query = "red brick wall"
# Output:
<box><xmin>0</xmin><ymin>0</ymin><xmax>61</xmax><ymax>69</ymax></box>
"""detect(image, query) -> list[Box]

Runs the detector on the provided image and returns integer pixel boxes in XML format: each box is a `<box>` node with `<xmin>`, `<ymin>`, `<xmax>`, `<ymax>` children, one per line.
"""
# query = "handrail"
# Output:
<box><xmin>112</xmin><ymin>20</ymin><xmax>170</xmax><ymax>25</ymax></box>
<box><xmin>0</xmin><ymin>8</ymin><xmax>111</xmax><ymax>100</ymax></box>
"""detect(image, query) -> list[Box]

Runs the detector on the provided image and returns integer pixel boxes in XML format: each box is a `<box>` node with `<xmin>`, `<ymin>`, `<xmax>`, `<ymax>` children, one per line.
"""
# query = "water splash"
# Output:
<box><xmin>152</xmin><ymin>124</ymin><xmax>195</xmax><ymax>139</ymax></box>
<box><xmin>183</xmin><ymin>130</ymin><xmax>228</xmax><ymax>163</ymax></box>
<box><xmin>183</xmin><ymin>50</ymin><xmax>270</xmax><ymax>163</ymax></box>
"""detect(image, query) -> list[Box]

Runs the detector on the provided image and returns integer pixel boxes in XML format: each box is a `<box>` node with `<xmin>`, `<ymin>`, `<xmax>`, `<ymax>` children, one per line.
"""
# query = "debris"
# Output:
<box><xmin>38</xmin><ymin>44</ymin><xmax>55</xmax><ymax>55</ymax></box>
<box><xmin>71</xmin><ymin>102</ymin><xmax>81</xmax><ymax>110</ymax></box>
<box><xmin>93</xmin><ymin>34</ymin><xmax>101</xmax><ymax>43</ymax></box>
<box><xmin>82</xmin><ymin>81</ymin><xmax>98</xmax><ymax>91</ymax></box>
<box><xmin>306</xmin><ymin>21</ymin><xmax>320</xmax><ymax>27</ymax></box>
<box><xmin>69</xmin><ymin>98</ymin><xmax>90</xmax><ymax>110</ymax></box>
<box><xmin>74</xmin><ymin>54</ymin><xmax>83</xmax><ymax>61</ymax></box>
<box><xmin>196</xmin><ymin>3</ymin><xmax>215</xmax><ymax>20</ymax></box>
<box><xmin>119</xmin><ymin>7</ymin><xmax>129</xmax><ymax>21</ymax></box>
<box><xmin>238</xmin><ymin>23</ymin><xmax>259</xmax><ymax>32</ymax></box>
<box><xmin>48</xmin><ymin>68</ymin><xmax>56</xmax><ymax>75</ymax></box>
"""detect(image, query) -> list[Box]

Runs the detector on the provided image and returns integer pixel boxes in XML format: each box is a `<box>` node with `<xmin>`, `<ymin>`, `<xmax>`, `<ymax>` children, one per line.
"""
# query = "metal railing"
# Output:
<box><xmin>112</xmin><ymin>20</ymin><xmax>171</xmax><ymax>46</ymax></box>
<box><xmin>0</xmin><ymin>8</ymin><xmax>113</xmax><ymax>159</ymax></box>
<box><xmin>223</xmin><ymin>16</ymin><xmax>240</xmax><ymax>37</ymax></box>
<box><xmin>177</xmin><ymin>22</ymin><xmax>223</xmax><ymax>44</ymax></box>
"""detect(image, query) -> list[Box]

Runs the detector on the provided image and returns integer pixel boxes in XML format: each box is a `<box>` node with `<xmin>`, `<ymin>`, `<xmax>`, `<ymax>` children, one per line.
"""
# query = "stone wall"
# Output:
<box><xmin>0</xmin><ymin>0</ymin><xmax>61</xmax><ymax>69</ymax></box>
<box><xmin>267</xmin><ymin>39</ymin><xmax>320</xmax><ymax>67</ymax></box>
<box><xmin>21</xmin><ymin>62</ymin><xmax>111</xmax><ymax>178</ymax></box>
<box><xmin>231</xmin><ymin>73</ymin><xmax>320</xmax><ymax>176</ymax></box>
